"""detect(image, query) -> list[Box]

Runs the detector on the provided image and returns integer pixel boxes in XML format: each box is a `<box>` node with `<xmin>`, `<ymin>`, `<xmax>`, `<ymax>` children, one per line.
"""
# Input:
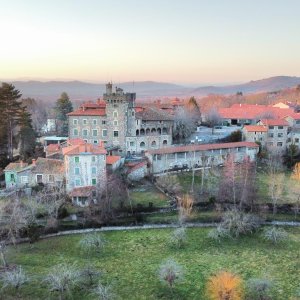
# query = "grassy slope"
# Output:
<box><xmin>5</xmin><ymin>227</ymin><xmax>300</xmax><ymax>300</ymax></box>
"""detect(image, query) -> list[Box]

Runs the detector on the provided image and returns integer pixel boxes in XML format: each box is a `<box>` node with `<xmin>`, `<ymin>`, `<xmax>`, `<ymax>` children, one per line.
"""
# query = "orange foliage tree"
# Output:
<box><xmin>206</xmin><ymin>271</ymin><xmax>243</xmax><ymax>300</ymax></box>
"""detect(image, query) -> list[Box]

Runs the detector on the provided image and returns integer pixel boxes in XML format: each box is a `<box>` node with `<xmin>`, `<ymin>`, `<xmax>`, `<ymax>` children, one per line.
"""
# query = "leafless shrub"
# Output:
<box><xmin>78</xmin><ymin>233</ymin><xmax>106</xmax><ymax>254</ymax></box>
<box><xmin>1</xmin><ymin>266</ymin><xmax>28</xmax><ymax>291</ymax></box>
<box><xmin>207</xmin><ymin>225</ymin><xmax>231</xmax><ymax>242</ymax></box>
<box><xmin>80</xmin><ymin>264</ymin><xmax>102</xmax><ymax>286</ymax></box>
<box><xmin>156</xmin><ymin>175</ymin><xmax>182</xmax><ymax>195</ymax></box>
<box><xmin>44</xmin><ymin>262</ymin><xmax>80</xmax><ymax>300</ymax></box>
<box><xmin>262</xmin><ymin>227</ymin><xmax>289</xmax><ymax>244</ymax></box>
<box><xmin>169</xmin><ymin>227</ymin><xmax>187</xmax><ymax>248</ymax></box>
<box><xmin>93</xmin><ymin>283</ymin><xmax>115</xmax><ymax>300</ymax></box>
<box><xmin>158</xmin><ymin>258</ymin><xmax>184</xmax><ymax>291</ymax></box>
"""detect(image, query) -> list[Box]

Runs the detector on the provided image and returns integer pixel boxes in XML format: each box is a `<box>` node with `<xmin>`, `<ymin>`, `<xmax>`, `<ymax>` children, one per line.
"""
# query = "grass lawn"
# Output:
<box><xmin>129</xmin><ymin>184</ymin><xmax>169</xmax><ymax>207</ymax></box>
<box><xmin>4</xmin><ymin>227</ymin><xmax>300</xmax><ymax>299</ymax></box>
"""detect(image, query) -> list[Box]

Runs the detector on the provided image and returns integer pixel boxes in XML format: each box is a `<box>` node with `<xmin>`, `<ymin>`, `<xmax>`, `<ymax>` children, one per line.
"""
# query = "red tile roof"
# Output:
<box><xmin>219</xmin><ymin>104</ymin><xmax>294</xmax><ymax>120</ymax></box>
<box><xmin>127</xmin><ymin>161</ymin><xmax>147</xmax><ymax>174</ymax></box>
<box><xmin>62</xmin><ymin>143</ymin><xmax>106</xmax><ymax>155</ymax></box>
<box><xmin>260</xmin><ymin>119</ymin><xmax>289</xmax><ymax>126</ymax></box>
<box><xmin>243</xmin><ymin>125</ymin><xmax>268</xmax><ymax>132</ymax></box>
<box><xmin>146</xmin><ymin>142</ymin><xmax>259</xmax><ymax>155</ymax></box>
<box><xmin>67</xmin><ymin>138</ymin><xmax>85</xmax><ymax>146</ymax></box>
<box><xmin>46</xmin><ymin>144</ymin><xmax>61</xmax><ymax>152</ymax></box>
<box><xmin>69</xmin><ymin>186</ymin><xmax>95</xmax><ymax>197</ymax></box>
<box><xmin>106</xmin><ymin>155</ymin><xmax>121</xmax><ymax>165</ymax></box>
<box><xmin>67</xmin><ymin>108</ymin><xmax>106</xmax><ymax>116</ymax></box>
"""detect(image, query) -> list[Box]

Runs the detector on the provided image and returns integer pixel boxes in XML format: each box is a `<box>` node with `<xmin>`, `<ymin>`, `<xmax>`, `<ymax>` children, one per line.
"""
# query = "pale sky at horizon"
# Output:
<box><xmin>1</xmin><ymin>0</ymin><xmax>300</xmax><ymax>85</ymax></box>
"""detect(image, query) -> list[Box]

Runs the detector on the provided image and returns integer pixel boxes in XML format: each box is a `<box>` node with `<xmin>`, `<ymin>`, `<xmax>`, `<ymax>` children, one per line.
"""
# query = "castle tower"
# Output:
<box><xmin>103</xmin><ymin>83</ymin><xmax>136</xmax><ymax>154</ymax></box>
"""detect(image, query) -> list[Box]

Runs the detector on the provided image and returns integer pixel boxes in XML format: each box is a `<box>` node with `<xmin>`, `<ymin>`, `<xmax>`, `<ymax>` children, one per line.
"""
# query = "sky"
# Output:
<box><xmin>1</xmin><ymin>0</ymin><xmax>300</xmax><ymax>85</ymax></box>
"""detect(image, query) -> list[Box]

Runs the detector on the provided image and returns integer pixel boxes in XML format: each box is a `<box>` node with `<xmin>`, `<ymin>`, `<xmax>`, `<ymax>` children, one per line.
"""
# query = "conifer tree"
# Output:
<box><xmin>0</xmin><ymin>83</ymin><xmax>22</xmax><ymax>161</ymax></box>
<box><xmin>54</xmin><ymin>92</ymin><xmax>73</xmax><ymax>136</ymax></box>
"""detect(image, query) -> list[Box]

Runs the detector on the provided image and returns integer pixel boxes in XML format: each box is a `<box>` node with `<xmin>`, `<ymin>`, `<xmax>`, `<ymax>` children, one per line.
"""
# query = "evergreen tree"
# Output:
<box><xmin>0</xmin><ymin>83</ymin><xmax>22</xmax><ymax>161</ymax></box>
<box><xmin>18</xmin><ymin>107</ymin><xmax>36</xmax><ymax>161</ymax></box>
<box><xmin>54</xmin><ymin>92</ymin><xmax>73</xmax><ymax>136</ymax></box>
<box><xmin>186</xmin><ymin>96</ymin><xmax>201</xmax><ymax>123</ymax></box>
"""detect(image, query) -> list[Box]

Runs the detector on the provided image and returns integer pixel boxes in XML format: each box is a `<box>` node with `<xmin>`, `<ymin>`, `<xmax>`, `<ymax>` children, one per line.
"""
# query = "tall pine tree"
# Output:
<box><xmin>54</xmin><ymin>92</ymin><xmax>73</xmax><ymax>136</ymax></box>
<box><xmin>18</xmin><ymin>107</ymin><xmax>36</xmax><ymax>161</ymax></box>
<box><xmin>0</xmin><ymin>83</ymin><xmax>22</xmax><ymax>161</ymax></box>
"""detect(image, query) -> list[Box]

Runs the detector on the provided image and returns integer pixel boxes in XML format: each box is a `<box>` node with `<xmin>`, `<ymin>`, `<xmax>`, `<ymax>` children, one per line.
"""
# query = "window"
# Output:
<box><xmin>36</xmin><ymin>174</ymin><xmax>43</xmax><ymax>183</ymax></box>
<box><xmin>92</xmin><ymin>190</ymin><xmax>97</xmax><ymax>197</ymax></box>
<box><xmin>277</xmin><ymin>142</ymin><xmax>283</xmax><ymax>147</ymax></box>
<box><xmin>74</xmin><ymin>167</ymin><xmax>80</xmax><ymax>175</ymax></box>
<box><xmin>92</xmin><ymin>156</ymin><xmax>96</xmax><ymax>162</ymax></box>
<box><xmin>296</xmin><ymin>120</ymin><xmax>300</xmax><ymax>125</ymax></box>
<box><xmin>130</xmin><ymin>141</ymin><xmax>134</xmax><ymax>146</ymax></box>
<box><xmin>74</xmin><ymin>156</ymin><xmax>80</xmax><ymax>163</ymax></box>
<box><xmin>269</xmin><ymin>126</ymin><xmax>274</xmax><ymax>130</ymax></box>
<box><xmin>114</xmin><ymin>130</ymin><xmax>119</xmax><ymax>137</ymax></box>
<box><xmin>102</xmin><ymin>129</ymin><xmax>107</xmax><ymax>137</ymax></box>
<box><xmin>73</xmin><ymin>129</ymin><xmax>78</xmax><ymax>136</ymax></box>
<box><xmin>93</xmin><ymin>140</ymin><xmax>98</xmax><ymax>144</ymax></box>
<box><xmin>163</xmin><ymin>140</ymin><xmax>168</xmax><ymax>145</ymax></box>
<box><xmin>278</xmin><ymin>133</ymin><xmax>283</xmax><ymax>138</ymax></box>
<box><xmin>75</xmin><ymin>178</ymin><xmax>81</xmax><ymax>186</ymax></box>
<box><xmin>92</xmin><ymin>129</ymin><xmax>98</xmax><ymax>136</ymax></box>
<box><xmin>278</xmin><ymin>126</ymin><xmax>283</xmax><ymax>129</ymax></box>
<box><xmin>48</xmin><ymin>175</ymin><xmax>54</xmax><ymax>183</ymax></box>
<box><xmin>151</xmin><ymin>141</ymin><xmax>156</xmax><ymax>148</ymax></box>
<box><xmin>113</xmin><ymin>111</ymin><xmax>118</xmax><ymax>118</ymax></box>
<box><xmin>295</xmin><ymin>138</ymin><xmax>299</xmax><ymax>143</ymax></box>
<box><xmin>91</xmin><ymin>167</ymin><xmax>97</xmax><ymax>175</ymax></box>
<box><xmin>83</xmin><ymin>119</ymin><xmax>87</xmax><ymax>125</ymax></box>
<box><xmin>10</xmin><ymin>174</ymin><xmax>15</xmax><ymax>181</ymax></box>
<box><xmin>268</xmin><ymin>142</ymin><xmax>273</xmax><ymax>146</ymax></box>
<box><xmin>140</xmin><ymin>142</ymin><xmax>145</xmax><ymax>148</ymax></box>
<box><xmin>83</xmin><ymin>129</ymin><xmax>88</xmax><ymax>136</ymax></box>
<box><xmin>73</xmin><ymin>119</ymin><xmax>78</xmax><ymax>125</ymax></box>
<box><xmin>92</xmin><ymin>178</ymin><xmax>97</xmax><ymax>185</ymax></box>
<box><xmin>113</xmin><ymin>104</ymin><xmax>118</xmax><ymax>108</ymax></box>
<box><xmin>21</xmin><ymin>176</ymin><xmax>28</xmax><ymax>183</ymax></box>
<box><xmin>93</xmin><ymin>119</ymin><xmax>97</xmax><ymax>125</ymax></box>
<box><xmin>268</xmin><ymin>133</ymin><xmax>274</xmax><ymax>138</ymax></box>
<box><xmin>102</xmin><ymin>120</ymin><xmax>106</xmax><ymax>125</ymax></box>
<box><xmin>132</xmin><ymin>111</ymin><xmax>134</xmax><ymax>116</ymax></box>
<box><xmin>114</xmin><ymin>120</ymin><xmax>118</xmax><ymax>126</ymax></box>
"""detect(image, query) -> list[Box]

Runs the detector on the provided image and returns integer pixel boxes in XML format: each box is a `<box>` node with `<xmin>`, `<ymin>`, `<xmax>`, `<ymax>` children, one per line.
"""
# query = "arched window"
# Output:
<box><xmin>146</xmin><ymin>128</ymin><xmax>150</xmax><ymax>134</ymax></box>
<box><xmin>140</xmin><ymin>128</ymin><xmax>145</xmax><ymax>135</ymax></box>
<box><xmin>163</xmin><ymin>140</ymin><xmax>168</xmax><ymax>145</ymax></box>
<box><xmin>157</xmin><ymin>128</ymin><xmax>161</xmax><ymax>134</ymax></box>
<box><xmin>140</xmin><ymin>142</ymin><xmax>145</xmax><ymax>148</ymax></box>
<box><xmin>151</xmin><ymin>128</ymin><xmax>157</xmax><ymax>134</ymax></box>
<box><xmin>151</xmin><ymin>141</ymin><xmax>156</xmax><ymax>148</ymax></box>
<box><xmin>136</xmin><ymin>129</ymin><xmax>140</xmax><ymax>136</ymax></box>
<box><xmin>163</xmin><ymin>127</ymin><xmax>168</xmax><ymax>134</ymax></box>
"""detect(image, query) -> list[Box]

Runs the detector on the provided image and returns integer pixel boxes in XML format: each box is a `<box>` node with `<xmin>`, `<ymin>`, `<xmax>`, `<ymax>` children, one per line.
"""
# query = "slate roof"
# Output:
<box><xmin>31</xmin><ymin>158</ymin><xmax>64</xmax><ymax>174</ymax></box>
<box><xmin>69</xmin><ymin>186</ymin><xmax>95</xmax><ymax>197</ymax></box>
<box><xmin>4</xmin><ymin>162</ymin><xmax>29</xmax><ymax>172</ymax></box>
<box><xmin>135</xmin><ymin>107</ymin><xmax>174</xmax><ymax>121</ymax></box>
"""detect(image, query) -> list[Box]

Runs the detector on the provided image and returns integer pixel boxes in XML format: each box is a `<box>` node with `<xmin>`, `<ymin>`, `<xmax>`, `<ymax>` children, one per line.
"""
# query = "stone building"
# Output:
<box><xmin>68</xmin><ymin>83</ymin><xmax>174</xmax><ymax>156</ymax></box>
<box><xmin>145</xmin><ymin>142</ymin><xmax>259</xmax><ymax>174</ymax></box>
<box><xmin>62</xmin><ymin>142</ymin><xmax>107</xmax><ymax>194</ymax></box>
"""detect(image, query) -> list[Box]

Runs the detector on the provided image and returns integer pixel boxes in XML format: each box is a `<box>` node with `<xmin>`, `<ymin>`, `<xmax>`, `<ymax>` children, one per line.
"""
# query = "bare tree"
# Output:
<box><xmin>178</xmin><ymin>194</ymin><xmax>194</xmax><ymax>224</ymax></box>
<box><xmin>206</xmin><ymin>108</ymin><xmax>221</xmax><ymax>134</ymax></box>
<box><xmin>156</xmin><ymin>175</ymin><xmax>182</xmax><ymax>195</ymax></box>
<box><xmin>173</xmin><ymin>106</ymin><xmax>195</xmax><ymax>143</ymax></box>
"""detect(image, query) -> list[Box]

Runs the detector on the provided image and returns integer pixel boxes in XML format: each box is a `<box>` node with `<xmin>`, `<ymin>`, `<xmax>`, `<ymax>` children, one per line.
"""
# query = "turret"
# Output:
<box><xmin>106</xmin><ymin>82</ymin><xmax>112</xmax><ymax>94</ymax></box>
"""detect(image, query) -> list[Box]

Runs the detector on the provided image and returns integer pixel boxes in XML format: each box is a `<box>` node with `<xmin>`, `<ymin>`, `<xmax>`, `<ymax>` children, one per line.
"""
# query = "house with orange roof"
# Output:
<box><xmin>242</xmin><ymin>125</ymin><xmax>268</xmax><ymax>146</ymax></box>
<box><xmin>106</xmin><ymin>155</ymin><xmax>124</xmax><ymax>172</ymax></box>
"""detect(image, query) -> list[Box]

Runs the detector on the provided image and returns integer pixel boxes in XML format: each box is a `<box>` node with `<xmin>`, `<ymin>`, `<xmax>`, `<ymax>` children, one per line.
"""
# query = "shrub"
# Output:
<box><xmin>262</xmin><ymin>227</ymin><xmax>289</xmax><ymax>244</ymax></box>
<box><xmin>79</xmin><ymin>233</ymin><xmax>106</xmax><ymax>254</ymax></box>
<box><xmin>44</xmin><ymin>262</ymin><xmax>80</xmax><ymax>299</ymax></box>
<box><xmin>208</xmin><ymin>225</ymin><xmax>231</xmax><ymax>242</ymax></box>
<box><xmin>169</xmin><ymin>227</ymin><xmax>187</xmax><ymax>248</ymax></box>
<box><xmin>93</xmin><ymin>283</ymin><xmax>114</xmax><ymax>300</ymax></box>
<box><xmin>80</xmin><ymin>265</ymin><xmax>102</xmax><ymax>286</ymax></box>
<box><xmin>206</xmin><ymin>271</ymin><xmax>243</xmax><ymax>300</ymax></box>
<box><xmin>245</xmin><ymin>278</ymin><xmax>273</xmax><ymax>300</ymax></box>
<box><xmin>158</xmin><ymin>258</ymin><xmax>183</xmax><ymax>290</ymax></box>
<box><xmin>1</xmin><ymin>266</ymin><xmax>28</xmax><ymax>291</ymax></box>
<box><xmin>220</xmin><ymin>209</ymin><xmax>260</xmax><ymax>238</ymax></box>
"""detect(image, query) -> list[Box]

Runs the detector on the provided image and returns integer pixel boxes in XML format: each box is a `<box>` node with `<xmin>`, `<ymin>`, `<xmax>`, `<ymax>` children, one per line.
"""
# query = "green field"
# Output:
<box><xmin>4</xmin><ymin>227</ymin><xmax>300</xmax><ymax>299</ymax></box>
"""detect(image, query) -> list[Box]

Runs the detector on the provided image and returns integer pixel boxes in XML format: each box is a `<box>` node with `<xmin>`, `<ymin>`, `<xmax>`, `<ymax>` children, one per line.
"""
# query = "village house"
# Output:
<box><xmin>242</xmin><ymin>125</ymin><xmax>268</xmax><ymax>146</ymax></box>
<box><xmin>145</xmin><ymin>142</ymin><xmax>259</xmax><ymax>174</ymax></box>
<box><xmin>62</xmin><ymin>142</ymin><xmax>107</xmax><ymax>205</ymax></box>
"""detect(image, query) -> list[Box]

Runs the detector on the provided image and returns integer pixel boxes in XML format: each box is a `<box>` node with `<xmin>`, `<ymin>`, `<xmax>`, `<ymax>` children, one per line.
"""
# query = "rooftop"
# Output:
<box><xmin>32</xmin><ymin>157</ymin><xmax>64</xmax><ymax>174</ymax></box>
<box><xmin>62</xmin><ymin>143</ymin><xmax>106</xmax><ymax>156</ymax></box>
<box><xmin>106</xmin><ymin>155</ymin><xmax>121</xmax><ymax>165</ymax></box>
<box><xmin>4</xmin><ymin>162</ymin><xmax>29</xmax><ymax>172</ymax></box>
<box><xmin>135</xmin><ymin>107</ymin><xmax>174</xmax><ymax>121</ymax></box>
<box><xmin>259</xmin><ymin>119</ymin><xmax>289</xmax><ymax>126</ymax></box>
<box><xmin>243</xmin><ymin>125</ymin><xmax>268</xmax><ymax>132</ymax></box>
<box><xmin>69</xmin><ymin>186</ymin><xmax>96</xmax><ymax>198</ymax></box>
<box><xmin>146</xmin><ymin>141</ymin><xmax>259</xmax><ymax>155</ymax></box>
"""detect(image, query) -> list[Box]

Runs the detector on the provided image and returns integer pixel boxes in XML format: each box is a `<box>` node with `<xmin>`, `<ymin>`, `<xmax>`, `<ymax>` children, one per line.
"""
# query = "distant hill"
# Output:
<box><xmin>2</xmin><ymin>76</ymin><xmax>300</xmax><ymax>101</ymax></box>
<box><xmin>192</xmin><ymin>76</ymin><xmax>300</xmax><ymax>96</ymax></box>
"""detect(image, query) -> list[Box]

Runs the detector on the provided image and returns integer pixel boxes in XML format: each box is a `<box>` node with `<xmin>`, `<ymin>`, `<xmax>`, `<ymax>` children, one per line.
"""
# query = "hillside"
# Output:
<box><xmin>1</xmin><ymin>76</ymin><xmax>300</xmax><ymax>101</ymax></box>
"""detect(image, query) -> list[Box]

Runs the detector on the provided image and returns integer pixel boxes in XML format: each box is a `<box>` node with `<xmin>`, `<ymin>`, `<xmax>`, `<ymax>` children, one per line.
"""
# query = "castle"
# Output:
<box><xmin>68</xmin><ymin>83</ymin><xmax>174</xmax><ymax>155</ymax></box>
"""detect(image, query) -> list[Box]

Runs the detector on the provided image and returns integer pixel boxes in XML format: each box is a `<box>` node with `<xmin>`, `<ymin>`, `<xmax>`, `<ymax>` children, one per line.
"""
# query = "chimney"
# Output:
<box><xmin>32</xmin><ymin>159</ymin><xmax>36</xmax><ymax>166</ymax></box>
